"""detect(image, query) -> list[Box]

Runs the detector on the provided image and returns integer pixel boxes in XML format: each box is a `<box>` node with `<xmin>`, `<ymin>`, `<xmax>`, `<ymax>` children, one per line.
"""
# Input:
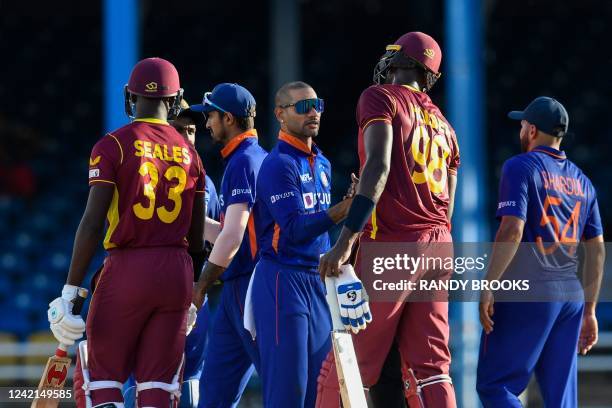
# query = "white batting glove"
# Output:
<box><xmin>186</xmin><ymin>303</ymin><xmax>198</xmax><ymax>336</ymax></box>
<box><xmin>335</xmin><ymin>265</ymin><xmax>372</xmax><ymax>334</ymax></box>
<box><xmin>47</xmin><ymin>285</ymin><xmax>86</xmax><ymax>346</ymax></box>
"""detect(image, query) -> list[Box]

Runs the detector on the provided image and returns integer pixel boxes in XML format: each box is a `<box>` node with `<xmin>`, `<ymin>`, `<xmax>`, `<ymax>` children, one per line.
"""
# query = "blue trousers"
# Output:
<box><xmin>252</xmin><ymin>259</ymin><xmax>332</xmax><ymax>408</ymax></box>
<box><xmin>477</xmin><ymin>301</ymin><xmax>583</xmax><ymax>408</ymax></box>
<box><xmin>199</xmin><ymin>275</ymin><xmax>260</xmax><ymax>408</ymax></box>
<box><xmin>184</xmin><ymin>300</ymin><xmax>211</xmax><ymax>380</ymax></box>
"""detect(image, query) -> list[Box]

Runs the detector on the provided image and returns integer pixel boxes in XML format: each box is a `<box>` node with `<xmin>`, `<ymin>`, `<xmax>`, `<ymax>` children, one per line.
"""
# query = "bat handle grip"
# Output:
<box><xmin>72</xmin><ymin>288</ymin><xmax>89</xmax><ymax>315</ymax></box>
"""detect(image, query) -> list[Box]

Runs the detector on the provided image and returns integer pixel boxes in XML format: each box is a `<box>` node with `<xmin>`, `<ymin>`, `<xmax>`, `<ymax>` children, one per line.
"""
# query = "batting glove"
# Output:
<box><xmin>47</xmin><ymin>284</ymin><xmax>86</xmax><ymax>346</ymax></box>
<box><xmin>335</xmin><ymin>264</ymin><xmax>372</xmax><ymax>334</ymax></box>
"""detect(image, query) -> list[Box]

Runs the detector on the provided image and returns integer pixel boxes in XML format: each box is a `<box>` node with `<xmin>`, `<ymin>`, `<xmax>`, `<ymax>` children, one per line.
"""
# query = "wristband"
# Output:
<box><xmin>344</xmin><ymin>194</ymin><xmax>375</xmax><ymax>233</ymax></box>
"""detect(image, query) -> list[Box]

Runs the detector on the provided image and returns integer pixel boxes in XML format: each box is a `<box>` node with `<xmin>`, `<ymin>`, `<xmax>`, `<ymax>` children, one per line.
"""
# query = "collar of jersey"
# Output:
<box><xmin>133</xmin><ymin>117</ymin><xmax>169</xmax><ymax>125</ymax></box>
<box><xmin>532</xmin><ymin>145</ymin><xmax>566</xmax><ymax>159</ymax></box>
<box><xmin>278</xmin><ymin>130</ymin><xmax>317</xmax><ymax>156</ymax></box>
<box><xmin>402</xmin><ymin>84</ymin><xmax>422</xmax><ymax>93</ymax></box>
<box><xmin>221</xmin><ymin>129</ymin><xmax>258</xmax><ymax>159</ymax></box>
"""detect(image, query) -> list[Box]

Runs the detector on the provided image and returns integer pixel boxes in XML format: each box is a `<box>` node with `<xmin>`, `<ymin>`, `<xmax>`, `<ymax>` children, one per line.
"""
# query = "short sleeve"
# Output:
<box><xmin>225</xmin><ymin>157</ymin><xmax>256</xmax><ymax>208</ymax></box>
<box><xmin>88</xmin><ymin>134</ymin><xmax>122</xmax><ymax>186</ymax></box>
<box><xmin>583</xmin><ymin>196</ymin><xmax>603</xmax><ymax>240</ymax></box>
<box><xmin>496</xmin><ymin>157</ymin><xmax>529</xmax><ymax>220</ymax></box>
<box><xmin>356</xmin><ymin>86</ymin><xmax>397</xmax><ymax>131</ymax></box>
<box><xmin>258</xmin><ymin>156</ymin><xmax>303</xmax><ymax>214</ymax></box>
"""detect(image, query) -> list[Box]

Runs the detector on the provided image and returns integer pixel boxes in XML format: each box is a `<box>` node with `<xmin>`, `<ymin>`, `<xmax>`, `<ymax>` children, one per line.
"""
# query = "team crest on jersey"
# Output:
<box><xmin>303</xmin><ymin>192</ymin><xmax>315</xmax><ymax>209</ymax></box>
<box><xmin>89</xmin><ymin>155</ymin><xmax>101</xmax><ymax>166</ymax></box>
<box><xmin>145</xmin><ymin>82</ymin><xmax>158</xmax><ymax>92</ymax></box>
<box><xmin>320</xmin><ymin>171</ymin><xmax>329</xmax><ymax>187</ymax></box>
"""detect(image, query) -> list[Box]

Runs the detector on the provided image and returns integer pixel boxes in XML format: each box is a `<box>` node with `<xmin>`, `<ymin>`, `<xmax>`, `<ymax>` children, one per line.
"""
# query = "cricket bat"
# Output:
<box><xmin>325</xmin><ymin>277</ymin><xmax>368</xmax><ymax>408</ymax></box>
<box><xmin>31</xmin><ymin>287</ymin><xmax>88</xmax><ymax>408</ymax></box>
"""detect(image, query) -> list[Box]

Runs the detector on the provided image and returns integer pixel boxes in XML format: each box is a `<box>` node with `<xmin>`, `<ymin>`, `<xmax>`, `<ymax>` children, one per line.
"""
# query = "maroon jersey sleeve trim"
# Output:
<box><xmin>89</xmin><ymin>179</ymin><xmax>116</xmax><ymax>186</ymax></box>
<box><xmin>362</xmin><ymin>117</ymin><xmax>392</xmax><ymax>132</ymax></box>
<box><xmin>108</xmin><ymin>133</ymin><xmax>124</xmax><ymax>164</ymax></box>
<box><xmin>195</xmin><ymin>190</ymin><xmax>206</xmax><ymax>193</ymax></box>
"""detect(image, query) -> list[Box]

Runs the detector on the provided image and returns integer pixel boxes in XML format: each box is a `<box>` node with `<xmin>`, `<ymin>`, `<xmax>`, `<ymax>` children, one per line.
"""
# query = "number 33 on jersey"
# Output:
<box><xmin>88</xmin><ymin>118</ymin><xmax>206</xmax><ymax>249</ymax></box>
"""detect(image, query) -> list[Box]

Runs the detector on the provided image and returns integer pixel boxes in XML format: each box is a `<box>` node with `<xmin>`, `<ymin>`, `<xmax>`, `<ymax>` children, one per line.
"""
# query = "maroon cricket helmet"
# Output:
<box><xmin>126</xmin><ymin>57</ymin><xmax>181</xmax><ymax>97</ymax></box>
<box><xmin>393</xmin><ymin>32</ymin><xmax>442</xmax><ymax>75</ymax></box>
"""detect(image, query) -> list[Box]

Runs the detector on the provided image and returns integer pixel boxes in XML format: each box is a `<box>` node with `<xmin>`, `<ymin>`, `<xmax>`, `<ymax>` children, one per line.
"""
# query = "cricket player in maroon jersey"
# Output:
<box><xmin>317</xmin><ymin>32</ymin><xmax>459</xmax><ymax>407</ymax></box>
<box><xmin>49</xmin><ymin>57</ymin><xmax>206</xmax><ymax>408</ymax></box>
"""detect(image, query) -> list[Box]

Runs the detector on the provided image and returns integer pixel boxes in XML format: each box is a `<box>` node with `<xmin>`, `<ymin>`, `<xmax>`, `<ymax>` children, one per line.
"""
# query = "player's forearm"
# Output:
<box><xmin>356</xmin><ymin>158</ymin><xmax>390</xmax><ymax>204</ymax></box>
<box><xmin>583</xmin><ymin>236</ymin><xmax>605</xmax><ymax>314</ymax></box>
<box><xmin>283</xmin><ymin>211</ymin><xmax>335</xmax><ymax>243</ymax></box>
<box><xmin>208</xmin><ymin>229</ymin><xmax>243</xmax><ymax>268</ymax></box>
<box><xmin>66</xmin><ymin>218</ymin><xmax>105</xmax><ymax>287</ymax></box>
<box><xmin>187</xmin><ymin>193</ymin><xmax>206</xmax><ymax>253</ymax></box>
<box><xmin>327</xmin><ymin>198</ymin><xmax>353</xmax><ymax>223</ymax></box>
<box><xmin>204</xmin><ymin>216</ymin><xmax>221</xmax><ymax>243</ymax></box>
<box><xmin>447</xmin><ymin>173</ymin><xmax>457</xmax><ymax>221</ymax></box>
<box><xmin>484</xmin><ymin>223</ymin><xmax>523</xmax><ymax>282</ymax></box>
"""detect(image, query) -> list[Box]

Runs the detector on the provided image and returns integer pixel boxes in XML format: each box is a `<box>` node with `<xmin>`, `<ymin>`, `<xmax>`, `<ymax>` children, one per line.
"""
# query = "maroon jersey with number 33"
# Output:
<box><xmin>88</xmin><ymin>118</ymin><xmax>205</xmax><ymax>249</ymax></box>
<box><xmin>357</xmin><ymin>84</ymin><xmax>460</xmax><ymax>240</ymax></box>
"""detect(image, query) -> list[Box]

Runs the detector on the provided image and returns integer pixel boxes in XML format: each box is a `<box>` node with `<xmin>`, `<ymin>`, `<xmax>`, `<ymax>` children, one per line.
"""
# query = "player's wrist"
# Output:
<box><xmin>584</xmin><ymin>303</ymin><xmax>596</xmax><ymax>316</ymax></box>
<box><xmin>344</xmin><ymin>194</ymin><xmax>375</xmax><ymax>233</ymax></box>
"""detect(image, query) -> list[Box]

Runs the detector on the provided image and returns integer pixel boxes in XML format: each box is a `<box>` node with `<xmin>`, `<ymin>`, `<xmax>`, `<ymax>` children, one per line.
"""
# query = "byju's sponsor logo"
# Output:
<box><xmin>271</xmin><ymin>191</ymin><xmax>295</xmax><ymax>203</ymax></box>
<box><xmin>232</xmin><ymin>188</ymin><xmax>251</xmax><ymax>196</ymax></box>
<box><xmin>497</xmin><ymin>200</ymin><xmax>516</xmax><ymax>209</ymax></box>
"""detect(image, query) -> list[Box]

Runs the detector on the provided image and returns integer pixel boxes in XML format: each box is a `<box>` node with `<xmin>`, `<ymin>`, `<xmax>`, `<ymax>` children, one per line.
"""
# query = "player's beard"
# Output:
<box><xmin>211</xmin><ymin>127</ymin><xmax>228</xmax><ymax>145</ymax></box>
<box><xmin>302</xmin><ymin>119</ymin><xmax>320</xmax><ymax>138</ymax></box>
<box><xmin>520</xmin><ymin>134</ymin><xmax>529</xmax><ymax>153</ymax></box>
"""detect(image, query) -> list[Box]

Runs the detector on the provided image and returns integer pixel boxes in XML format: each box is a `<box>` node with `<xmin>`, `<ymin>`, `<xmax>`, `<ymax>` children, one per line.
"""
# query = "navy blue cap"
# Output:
<box><xmin>190</xmin><ymin>83</ymin><xmax>256</xmax><ymax>118</ymax></box>
<box><xmin>508</xmin><ymin>97</ymin><xmax>569</xmax><ymax>137</ymax></box>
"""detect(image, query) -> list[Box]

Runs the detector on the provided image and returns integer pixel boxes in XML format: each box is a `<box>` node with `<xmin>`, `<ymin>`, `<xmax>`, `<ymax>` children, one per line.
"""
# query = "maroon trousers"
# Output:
<box><xmin>317</xmin><ymin>227</ymin><xmax>456</xmax><ymax>408</ymax></box>
<box><xmin>81</xmin><ymin>247</ymin><xmax>192</xmax><ymax>407</ymax></box>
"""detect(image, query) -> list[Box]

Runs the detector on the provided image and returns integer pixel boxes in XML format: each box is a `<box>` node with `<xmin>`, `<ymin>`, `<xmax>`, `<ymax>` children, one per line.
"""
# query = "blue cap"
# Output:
<box><xmin>508</xmin><ymin>97</ymin><xmax>569</xmax><ymax>137</ymax></box>
<box><xmin>190</xmin><ymin>83</ymin><xmax>256</xmax><ymax>118</ymax></box>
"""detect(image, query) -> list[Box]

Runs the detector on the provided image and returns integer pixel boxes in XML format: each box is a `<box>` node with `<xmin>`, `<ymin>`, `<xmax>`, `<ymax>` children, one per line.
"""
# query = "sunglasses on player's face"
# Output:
<box><xmin>280</xmin><ymin>98</ymin><xmax>324</xmax><ymax>114</ymax></box>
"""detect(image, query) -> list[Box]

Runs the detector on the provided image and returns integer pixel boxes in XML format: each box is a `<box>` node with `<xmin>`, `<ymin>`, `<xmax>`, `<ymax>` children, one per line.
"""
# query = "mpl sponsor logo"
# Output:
<box><xmin>300</xmin><ymin>173</ymin><xmax>313</xmax><ymax>183</ymax></box>
<box><xmin>270</xmin><ymin>191</ymin><xmax>295</xmax><ymax>203</ymax></box>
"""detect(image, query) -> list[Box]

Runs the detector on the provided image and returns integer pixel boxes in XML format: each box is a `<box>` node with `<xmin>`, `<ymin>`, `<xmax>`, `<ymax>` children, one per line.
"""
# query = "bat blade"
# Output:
<box><xmin>325</xmin><ymin>277</ymin><xmax>367</xmax><ymax>408</ymax></box>
<box><xmin>30</xmin><ymin>354</ymin><xmax>72</xmax><ymax>408</ymax></box>
<box><xmin>332</xmin><ymin>332</ymin><xmax>368</xmax><ymax>408</ymax></box>
<box><xmin>31</xmin><ymin>288</ymin><xmax>88</xmax><ymax>408</ymax></box>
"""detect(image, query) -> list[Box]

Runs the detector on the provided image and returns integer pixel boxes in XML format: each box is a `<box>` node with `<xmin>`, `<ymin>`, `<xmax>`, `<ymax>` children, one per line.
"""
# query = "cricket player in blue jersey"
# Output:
<box><xmin>173</xmin><ymin>102</ymin><xmax>221</xmax><ymax>405</ymax></box>
<box><xmin>190</xmin><ymin>83</ymin><xmax>267</xmax><ymax>408</ymax></box>
<box><xmin>245</xmin><ymin>81</ymin><xmax>353</xmax><ymax>407</ymax></box>
<box><xmin>477</xmin><ymin>97</ymin><xmax>605</xmax><ymax>407</ymax></box>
